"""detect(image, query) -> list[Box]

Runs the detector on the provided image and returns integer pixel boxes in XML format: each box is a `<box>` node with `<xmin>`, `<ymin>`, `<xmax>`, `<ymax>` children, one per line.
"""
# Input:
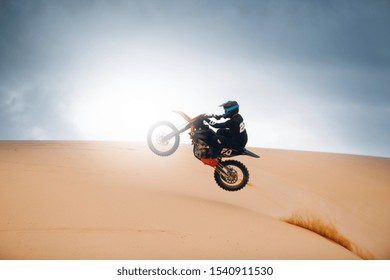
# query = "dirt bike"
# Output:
<box><xmin>147</xmin><ymin>111</ymin><xmax>260</xmax><ymax>191</ymax></box>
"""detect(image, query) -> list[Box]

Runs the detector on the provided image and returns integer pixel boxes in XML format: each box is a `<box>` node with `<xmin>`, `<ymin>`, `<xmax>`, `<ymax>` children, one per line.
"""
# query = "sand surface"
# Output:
<box><xmin>1</xmin><ymin>141</ymin><xmax>389</xmax><ymax>259</ymax></box>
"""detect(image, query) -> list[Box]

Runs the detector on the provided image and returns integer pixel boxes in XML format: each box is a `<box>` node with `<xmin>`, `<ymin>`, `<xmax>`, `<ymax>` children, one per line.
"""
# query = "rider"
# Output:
<box><xmin>205</xmin><ymin>100</ymin><xmax>248</xmax><ymax>158</ymax></box>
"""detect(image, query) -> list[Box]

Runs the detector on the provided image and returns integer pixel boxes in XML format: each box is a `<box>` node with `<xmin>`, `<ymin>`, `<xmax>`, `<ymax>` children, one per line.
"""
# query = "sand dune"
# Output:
<box><xmin>0</xmin><ymin>141</ymin><xmax>389</xmax><ymax>259</ymax></box>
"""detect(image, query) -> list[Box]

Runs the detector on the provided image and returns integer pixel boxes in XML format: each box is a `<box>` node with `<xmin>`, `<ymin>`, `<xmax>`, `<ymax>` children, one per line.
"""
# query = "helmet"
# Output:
<box><xmin>220</xmin><ymin>100</ymin><xmax>239</xmax><ymax>117</ymax></box>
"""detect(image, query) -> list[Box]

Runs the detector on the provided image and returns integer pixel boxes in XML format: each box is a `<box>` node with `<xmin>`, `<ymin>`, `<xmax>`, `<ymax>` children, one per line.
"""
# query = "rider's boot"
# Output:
<box><xmin>208</xmin><ymin>144</ymin><xmax>222</xmax><ymax>158</ymax></box>
<box><xmin>204</xmin><ymin>135</ymin><xmax>222</xmax><ymax>158</ymax></box>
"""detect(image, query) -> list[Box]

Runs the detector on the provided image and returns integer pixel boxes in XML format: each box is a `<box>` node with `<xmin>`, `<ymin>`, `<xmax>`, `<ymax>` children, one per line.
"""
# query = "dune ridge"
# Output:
<box><xmin>0</xmin><ymin>141</ymin><xmax>389</xmax><ymax>259</ymax></box>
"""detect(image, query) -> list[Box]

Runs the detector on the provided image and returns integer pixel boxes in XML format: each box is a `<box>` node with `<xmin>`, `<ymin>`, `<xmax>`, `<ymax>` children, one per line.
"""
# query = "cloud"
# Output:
<box><xmin>0</xmin><ymin>83</ymin><xmax>77</xmax><ymax>140</ymax></box>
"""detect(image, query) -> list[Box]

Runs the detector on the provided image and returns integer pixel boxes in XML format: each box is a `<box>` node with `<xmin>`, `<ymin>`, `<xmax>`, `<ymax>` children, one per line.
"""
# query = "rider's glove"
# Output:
<box><xmin>214</xmin><ymin>114</ymin><xmax>223</xmax><ymax>120</ymax></box>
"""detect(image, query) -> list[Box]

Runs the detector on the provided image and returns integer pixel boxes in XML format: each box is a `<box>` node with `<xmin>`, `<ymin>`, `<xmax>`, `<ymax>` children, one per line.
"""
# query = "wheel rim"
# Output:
<box><xmin>150</xmin><ymin>125</ymin><xmax>176</xmax><ymax>153</ymax></box>
<box><xmin>220</xmin><ymin>165</ymin><xmax>244</xmax><ymax>188</ymax></box>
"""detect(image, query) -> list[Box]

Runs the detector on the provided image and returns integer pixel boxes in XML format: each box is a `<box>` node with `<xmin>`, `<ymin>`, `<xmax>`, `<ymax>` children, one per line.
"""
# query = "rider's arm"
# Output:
<box><xmin>207</xmin><ymin>119</ymin><xmax>232</xmax><ymax>129</ymax></box>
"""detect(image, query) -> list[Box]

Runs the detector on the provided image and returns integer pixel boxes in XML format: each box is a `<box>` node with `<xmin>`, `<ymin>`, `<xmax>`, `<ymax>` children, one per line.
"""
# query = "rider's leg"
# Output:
<box><xmin>208</xmin><ymin>135</ymin><xmax>224</xmax><ymax>158</ymax></box>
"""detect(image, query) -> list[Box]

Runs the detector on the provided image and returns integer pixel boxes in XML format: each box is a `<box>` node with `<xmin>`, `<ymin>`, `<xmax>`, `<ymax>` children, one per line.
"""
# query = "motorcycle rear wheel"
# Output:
<box><xmin>214</xmin><ymin>160</ymin><xmax>249</xmax><ymax>191</ymax></box>
<box><xmin>147</xmin><ymin>121</ymin><xmax>180</xmax><ymax>156</ymax></box>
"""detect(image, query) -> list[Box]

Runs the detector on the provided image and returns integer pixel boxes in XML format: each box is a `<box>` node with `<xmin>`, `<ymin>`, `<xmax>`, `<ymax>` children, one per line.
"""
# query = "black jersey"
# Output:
<box><xmin>211</xmin><ymin>114</ymin><xmax>248</xmax><ymax>148</ymax></box>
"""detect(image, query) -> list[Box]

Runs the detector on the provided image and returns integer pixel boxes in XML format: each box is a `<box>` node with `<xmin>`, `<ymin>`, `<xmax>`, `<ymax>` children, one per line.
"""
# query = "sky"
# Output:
<box><xmin>1</xmin><ymin>0</ymin><xmax>389</xmax><ymax>157</ymax></box>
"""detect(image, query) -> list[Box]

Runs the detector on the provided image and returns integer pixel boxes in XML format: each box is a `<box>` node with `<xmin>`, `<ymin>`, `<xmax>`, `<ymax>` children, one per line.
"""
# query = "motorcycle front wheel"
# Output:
<box><xmin>147</xmin><ymin>121</ymin><xmax>180</xmax><ymax>156</ymax></box>
<box><xmin>214</xmin><ymin>160</ymin><xmax>249</xmax><ymax>191</ymax></box>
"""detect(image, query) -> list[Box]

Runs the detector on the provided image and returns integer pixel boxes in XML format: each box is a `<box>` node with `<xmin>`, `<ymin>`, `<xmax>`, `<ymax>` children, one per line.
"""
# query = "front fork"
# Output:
<box><xmin>200</xmin><ymin>158</ymin><xmax>231</xmax><ymax>179</ymax></box>
<box><xmin>215</xmin><ymin>161</ymin><xmax>231</xmax><ymax>178</ymax></box>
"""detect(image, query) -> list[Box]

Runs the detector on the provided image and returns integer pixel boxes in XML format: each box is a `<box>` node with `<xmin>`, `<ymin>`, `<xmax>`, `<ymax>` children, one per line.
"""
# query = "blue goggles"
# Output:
<box><xmin>225</xmin><ymin>104</ymin><xmax>239</xmax><ymax>113</ymax></box>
